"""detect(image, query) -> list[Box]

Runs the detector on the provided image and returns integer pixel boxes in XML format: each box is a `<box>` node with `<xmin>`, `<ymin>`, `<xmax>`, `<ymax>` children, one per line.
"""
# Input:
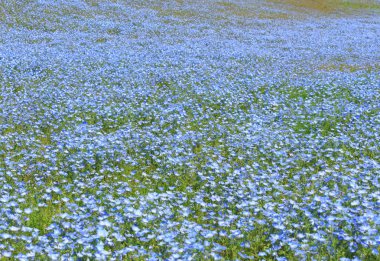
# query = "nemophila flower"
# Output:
<box><xmin>97</xmin><ymin>227</ymin><xmax>108</xmax><ymax>238</ymax></box>
<box><xmin>258</xmin><ymin>251</ymin><xmax>267</xmax><ymax>257</ymax></box>
<box><xmin>1</xmin><ymin>250</ymin><xmax>11</xmax><ymax>258</ymax></box>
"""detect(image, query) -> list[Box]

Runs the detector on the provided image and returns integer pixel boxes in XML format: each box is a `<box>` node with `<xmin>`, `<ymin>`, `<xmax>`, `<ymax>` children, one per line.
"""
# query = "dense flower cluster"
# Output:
<box><xmin>0</xmin><ymin>0</ymin><xmax>379</xmax><ymax>260</ymax></box>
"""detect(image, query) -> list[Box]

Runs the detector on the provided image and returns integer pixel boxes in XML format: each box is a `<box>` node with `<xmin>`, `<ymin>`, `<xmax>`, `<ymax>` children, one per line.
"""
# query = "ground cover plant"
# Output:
<box><xmin>0</xmin><ymin>0</ymin><xmax>380</xmax><ymax>260</ymax></box>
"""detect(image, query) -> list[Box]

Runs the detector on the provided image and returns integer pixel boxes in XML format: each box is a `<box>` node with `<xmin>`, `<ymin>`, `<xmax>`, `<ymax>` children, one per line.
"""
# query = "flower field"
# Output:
<box><xmin>0</xmin><ymin>0</ymin><xmax>380</xmax><ymax>260</ymax></box>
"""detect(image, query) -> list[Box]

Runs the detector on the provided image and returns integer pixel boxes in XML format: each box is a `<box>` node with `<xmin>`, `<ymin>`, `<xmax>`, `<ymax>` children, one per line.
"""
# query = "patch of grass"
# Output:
<box><xmin>318</xmin><ymin>62</ymin><xmax>380</xmax><ymax>73</ymax></box>
<box><xmin>25</xmin><ymin>37</ymin><xmax>52</xmax><ymax>44</ymax></box>
<box><xmin>25</xmin><ymin>202</ymin><xmax>62</xmax><ymax>233</ymax></box>
<box><xmin>156</xmin><ymin>8</ymin><xmax>198</xmax><ymax>19</ymax></box>
<box><xmin>216</xmin><ymin>1</ymin><xmax>290</xmax><ymax>19</ymax></box>
<box><xmin>339</xmin><ymin>0</ymin><xmax>380</xmax><ymax>9</ymax></box>
<box><xmin>269</xmin><ymin>0</ymin><xmax>380</xmax><ymax>13</ymax></box>
<box><xmin>85</xmin><ymin>0</ymin><xmax>101</xmax><ymax>7</ymax></box>
<box><xmin>95</xmin><ymin>37</ymin><xmax>107</xmax><ymax>43</ymax></box>
<box><xmin>106</xmin><ymin>27</ymin><xmax>121</xmax><ymax>35</ymax></box>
